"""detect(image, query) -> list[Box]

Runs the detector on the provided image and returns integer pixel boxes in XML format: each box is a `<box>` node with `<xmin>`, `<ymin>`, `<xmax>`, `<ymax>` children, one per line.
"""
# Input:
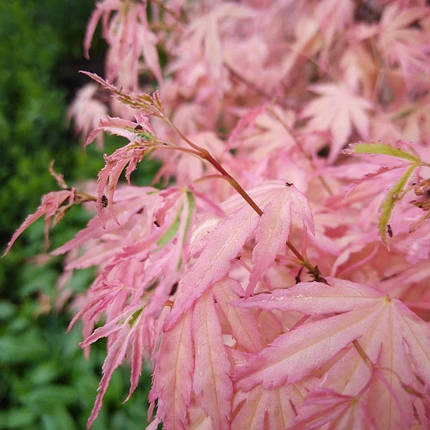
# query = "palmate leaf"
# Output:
<box><xmin>236</xmin><ymin>303</ymin><xmax>385</xmax><ymax>391</ymax></box>
<box><xmin>236</xmin><ymin>280</ymin><xmax>430</xmax><ymax>429</ymax></box>
<box><xmin>288</xmin><ymin>388</ymin><xmax>374</xmax><ymax>430</ymax></box>
<box><xmin>150</xmin><ymin>312</ymin><xmax>194</xmax><ymax>430</ymax></box>
<box><xmin>192</xmin><ymin>291</ymin><xmax>233</xmax><ymax>430</ymax></box>
<box><xmin>232</xmin><ymin>384</ymin><xmax>304</xmax><ymax>430</ymax></box>
<box><xmin>302</xmin><ymin>83</ymin><xmax>372</xmax><ymax>162</ymax></box>
<box><xmin>164</xmin><ymin>181</ymin><xmax>314</xmax><ymax>331</ymax></box>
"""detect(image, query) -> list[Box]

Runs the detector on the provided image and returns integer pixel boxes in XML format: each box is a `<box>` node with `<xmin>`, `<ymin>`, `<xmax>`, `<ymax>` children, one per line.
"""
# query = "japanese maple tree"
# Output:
<box><xmin>5</xmin><ymin>0</ymin><xmax>430</xmax><ymax>429</ymax></box>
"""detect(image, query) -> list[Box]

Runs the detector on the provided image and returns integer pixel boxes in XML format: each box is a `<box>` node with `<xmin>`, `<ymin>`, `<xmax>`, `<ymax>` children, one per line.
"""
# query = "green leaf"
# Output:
<box><xmin>0</xmin><ymin>300</ymin><xmax>16</xmax><ymax>319</ymax></box>
<box><xmin>29</xmin><ymin>361</ymin><xmax>60</xmax><ymax>385</ymax></box>
<box><xmin>21</xmin><ymin>385</ymin><xmax>77</xmax><ymax>412</ymax></box>
<box><xmin>378</xmin><ymin>165</ymin><xmax>416</xmax><ymax>242</ymax></box>
<box><xmin>156</xmin><ymin>208</ymin><xmax>181</xmax><ymax>247</ymax></box>
<box><xmin>41</xmin><ymin>406</ymin><xmax>76</xmax><ymax>430</ymax></box>
<box><xmin>0</xmin><ymin>408</ymin><xmax>36</xmax><ymax>429</ymax></box>
<box><xmin>0</xmin><ymin>330</ymin><xmax>47</xmax><ymax>364</ymax></box>
<box><xmin>183</xmin><ymin>190</ymin><xmax>195</xmax><ymax>243</ymax></box>
<box><xmin>352</xmin><ymin>143</ymin><xmax>420</xmax><ymax>163</ymax></box>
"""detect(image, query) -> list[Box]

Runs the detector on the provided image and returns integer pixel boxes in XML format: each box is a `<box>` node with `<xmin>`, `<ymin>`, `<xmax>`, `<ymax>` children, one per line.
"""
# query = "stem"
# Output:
<box><xmin>77</xmin><ymin>191</ymin><xmax>97</xmax><ymax>202</ymax></box>
<box><xmin>193</xmin><ymin>174</ymin><xmax>231</xmax><ymax>185</ymax></box>
<box><xmin>163</xmin><ymin>115</ymin><xmax>327</xmax><ymax>282</ymax></box>
<box><xmin>203</xmin><ymin>152</ymin><xmax>264</xmax><ymax>216</ymax></box>
<box><xmin>162</xmin><ymin>116</ymin><xmax>204</xmax><ymax>152</ymax></box>
<box><xmin>155</xmin><ymin>145</ymin><xmax>203</xmax><ymax>158</ymax></box>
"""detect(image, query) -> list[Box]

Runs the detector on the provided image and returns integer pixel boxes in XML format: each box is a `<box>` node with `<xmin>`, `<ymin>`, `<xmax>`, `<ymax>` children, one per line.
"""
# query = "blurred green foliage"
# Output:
<box><xmin>0</xmin><ymin>0</ymin><xmax>158</xmax><ymax>428</ymax></box>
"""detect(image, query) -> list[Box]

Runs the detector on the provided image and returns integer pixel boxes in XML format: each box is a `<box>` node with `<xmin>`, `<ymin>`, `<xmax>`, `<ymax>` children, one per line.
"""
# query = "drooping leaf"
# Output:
<box><xmin>164</xmin><ymin>204</ymin><xmax>260</xmax><ymax>331</ymax></box>
<box><xmin>192</xmin><ymin>291</ymin><xmax>233</xmax><ymax>430</ymax></box>
<box><xmin>3</xmin><ymin>190</ymin><xmax>74</xmax><ymax>255</ymax></box>
<box><xmin>150</xmin><ymin>312</ymin><xmax>194</xmax><ymax>430</ymax></box>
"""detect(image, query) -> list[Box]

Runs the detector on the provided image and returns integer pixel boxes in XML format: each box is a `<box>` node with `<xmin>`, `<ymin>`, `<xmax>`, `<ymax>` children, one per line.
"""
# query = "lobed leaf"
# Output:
<box><xmin>192</xmin><ymin>291</ymin><xmax>233</xmax><ymax>430</ymax></box>
<box><xmin>150</xmin><ymin>313</ymin><xmax>194</xmax><ymax>430</ymax></box>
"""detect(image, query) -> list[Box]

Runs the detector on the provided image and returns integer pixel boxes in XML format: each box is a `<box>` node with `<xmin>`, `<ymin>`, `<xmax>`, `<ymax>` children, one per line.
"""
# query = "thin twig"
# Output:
<box><xmin>163</xmin><ymin>116</ymin><xmax>327</xmax><ymax>282</ymax></box>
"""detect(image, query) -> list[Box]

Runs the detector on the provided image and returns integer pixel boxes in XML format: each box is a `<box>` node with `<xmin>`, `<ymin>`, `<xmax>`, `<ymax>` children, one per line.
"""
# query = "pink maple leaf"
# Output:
<box><xmin>164</xmin><ymin>181</ymin><xmax>314</xmax><ymax>330</ymax></box>
<box><xmin>84</xmin><ymin>0</ymin><xmax>162</xmax><ymax>86</ymax></box>
<box><xmin>302</xmin><ymin>83</ymin><xmax>372</xmax><ymax>162</ymax></box>
<box><xmin>191</xmin><ymin>290</ymin><xmax>233</xmax><ymax>430</ymax></box>
<box><xmin>378</xmin><ymin>4</ymin><xmax>430</xmax><ymax>82</ymax></box>
<box><xmin>150</xmin><ymin>312</ymin><xmax>194</xmax><ymax>430</ymax></box>
<box><xmin>235</xmin><ymin>279</ymin><xmax>430</xmax><ymax>428</ymax></box>
<box><xmin>3</xmin><ymin>189</ymin><xmax>75</xmax><ymax>255</ymax></box>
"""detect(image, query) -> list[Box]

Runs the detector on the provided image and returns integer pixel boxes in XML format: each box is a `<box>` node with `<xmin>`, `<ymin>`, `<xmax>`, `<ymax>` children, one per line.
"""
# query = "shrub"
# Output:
<box><xmin>5</xmin><ymin>1</ymin><xmax>430</xmax><ymax>429</ymax></box>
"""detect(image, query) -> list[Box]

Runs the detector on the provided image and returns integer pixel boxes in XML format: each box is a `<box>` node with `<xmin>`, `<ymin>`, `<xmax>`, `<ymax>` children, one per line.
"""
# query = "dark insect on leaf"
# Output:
<box><xmin>101</xmin><ymin>195</ymin><xmax>108</xmax><ymax>208</ymax></box>
<box><xmin>387</xmin><ymin>224</ymin><xmax>393</xmax><ymax>238</ymax></box>
<box><xmin>317</xmin><ymin>145</ymin><xmax>330</xmax><ymax>159</ymax></box>
<box><xmin>169</xmin><ymin>282</ymin><xmax>178</xmax><ymax>296</ymax></box>
<box><xmin>409</xmin><ymin>20</ymin><xmax>421</xmax><ymax>30</ymax></box>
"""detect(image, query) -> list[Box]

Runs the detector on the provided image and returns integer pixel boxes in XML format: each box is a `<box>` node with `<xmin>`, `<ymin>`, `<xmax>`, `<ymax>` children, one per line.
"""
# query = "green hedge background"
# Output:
<box><xmin>0</xmin><ymin>1</ymin><xmax>156</xmax><ymax>428</ymax></box>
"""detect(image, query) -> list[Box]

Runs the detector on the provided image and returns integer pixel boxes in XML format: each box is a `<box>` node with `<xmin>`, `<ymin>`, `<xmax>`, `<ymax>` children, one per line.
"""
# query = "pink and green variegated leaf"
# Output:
<box><xmin>213</xmin><ymin>279</ymin><xmax>264</xmax><ymax>353</ymax></box>
<box><xmin>84</xmin><ymin>116</ymin><xmax>153</xmax><ymax>148</ymax></box>
<box><xmin>303</xmin><ymin>300</ymin><xmax>430</xmax><ymax>429</ymax></box>
<box><xmin>192</xmin><ymin>291</ymin><xmax>233</xmax><ymax>430</ymax></box>
<box><xmin>150</xmin><ymin>312</ymin><xmax>194</xmax><ymax>430</ymax></box>
<box><xmin>378</xmin><ymin>164</ymin><xmax>416</xmax><ymax>242</ymax></box>
<box><xmin>235</xmin><ymin>302</ymin><xmax>385</xmax><ymax>391</ymax></box>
